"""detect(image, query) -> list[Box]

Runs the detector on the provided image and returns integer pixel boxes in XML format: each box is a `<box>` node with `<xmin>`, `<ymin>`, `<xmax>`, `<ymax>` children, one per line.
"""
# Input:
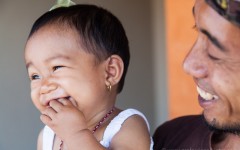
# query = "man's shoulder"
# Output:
<box><xmin>153</xmin><ymin>115</ymin><xmax>205</xmax><ymax>139</ymax></box>
<box><xmin>158</xmin><ymin>115</ymin><xmax>204</xmax><ymax>129</ymax></box>
<box><xmin>153</xmin><ymin>115</ymin><xmax>212</xmax><ymax>150</ymax></box>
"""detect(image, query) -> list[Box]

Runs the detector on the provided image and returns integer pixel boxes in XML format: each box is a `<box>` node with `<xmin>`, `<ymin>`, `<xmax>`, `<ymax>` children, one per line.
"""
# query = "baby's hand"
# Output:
<box><xmin>40</xmin><ymin>99</ymin><xmax>87</xmax><ymax>141</ymax></box>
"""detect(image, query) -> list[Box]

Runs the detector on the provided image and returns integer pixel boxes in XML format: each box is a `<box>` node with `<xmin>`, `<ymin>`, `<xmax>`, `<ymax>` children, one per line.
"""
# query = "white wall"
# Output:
<box><xmin>0</xmin><ymin>0</ymin><xmax>167</xmax><ymax>149</ymax></box>
<box><xmin>151</xmin><ymin>0</ymin><xmax>168</xmax><ymax>129</ymax></box>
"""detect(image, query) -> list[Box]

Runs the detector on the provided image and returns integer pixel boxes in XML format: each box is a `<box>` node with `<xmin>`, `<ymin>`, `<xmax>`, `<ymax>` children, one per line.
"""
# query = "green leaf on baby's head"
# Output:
<box><xmin>49</xmin><ymin>0</ymin><xmax>76</xmax><ymax>11</ymax></box>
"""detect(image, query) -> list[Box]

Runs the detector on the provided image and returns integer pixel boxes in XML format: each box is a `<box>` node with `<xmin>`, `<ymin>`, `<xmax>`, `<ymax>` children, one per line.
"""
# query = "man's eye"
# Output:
<box><xmin>208</xmin><ymin>54</ymin><xmax>220</xmax><ymax>61</ymax></box>
<box><xmin>53</xmin><ymin>66</ymin><xmax>64</xmax><ymax>71</ymax></box>
<box><xmin>31</xmin><ymin>74</ymin><xmax>40</xmax><ymax>80</ymax></box>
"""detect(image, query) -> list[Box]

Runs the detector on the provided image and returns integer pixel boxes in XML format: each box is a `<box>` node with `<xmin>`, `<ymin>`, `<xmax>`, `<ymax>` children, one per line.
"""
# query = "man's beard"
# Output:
<box><xmin>202</xmin><ymin>114</ymin><xmax>240</xmax><ymax>135</ymax></box>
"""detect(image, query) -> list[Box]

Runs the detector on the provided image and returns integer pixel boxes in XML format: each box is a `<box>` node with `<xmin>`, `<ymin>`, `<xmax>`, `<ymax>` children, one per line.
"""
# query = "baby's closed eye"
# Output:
<box><xmin>53</xmin><ymin>66</ymin><xmax>65</xmax><ymax>71</ymax></box>
<box><xmin>30</xmin><ymin>74</ymin><xmax>40</xmax><ymax>80</ymax></box>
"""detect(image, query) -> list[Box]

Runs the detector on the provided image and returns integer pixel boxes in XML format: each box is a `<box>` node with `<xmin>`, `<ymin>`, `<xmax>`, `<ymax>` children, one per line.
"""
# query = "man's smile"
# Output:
<box><xmin>197</xmin><ymin>86</ymin><xmax>218</xmax><ymax>101</ymax></box>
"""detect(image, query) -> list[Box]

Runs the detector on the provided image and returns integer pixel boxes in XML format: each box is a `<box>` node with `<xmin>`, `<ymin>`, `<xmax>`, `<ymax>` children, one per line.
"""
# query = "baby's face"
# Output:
<box><xmin>25</xmin><ymin>26</ymin><xmax>109</xmax><ymax>118</ymax></box>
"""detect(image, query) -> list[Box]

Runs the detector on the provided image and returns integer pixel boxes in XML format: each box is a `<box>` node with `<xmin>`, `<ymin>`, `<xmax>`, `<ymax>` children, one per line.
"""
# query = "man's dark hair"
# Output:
<box><xmin>28</xmin><ymin>4</ymin><xmax>130</xmax><ymax>93</ymax></box>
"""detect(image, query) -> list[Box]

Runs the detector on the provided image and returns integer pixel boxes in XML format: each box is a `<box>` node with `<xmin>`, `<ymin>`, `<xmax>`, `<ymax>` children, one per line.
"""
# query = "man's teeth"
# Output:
<box><xmin>197</xmin><ymin>86</ymin><xmax>218</xmax><ymax>101</ymax></box>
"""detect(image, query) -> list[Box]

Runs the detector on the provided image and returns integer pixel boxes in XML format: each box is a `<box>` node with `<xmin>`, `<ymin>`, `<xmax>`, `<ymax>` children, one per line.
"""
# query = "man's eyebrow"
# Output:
<box><xmin>200</xmin><ymin>28</ymin><xmax>226</xmax><ymax>51</ymax></box>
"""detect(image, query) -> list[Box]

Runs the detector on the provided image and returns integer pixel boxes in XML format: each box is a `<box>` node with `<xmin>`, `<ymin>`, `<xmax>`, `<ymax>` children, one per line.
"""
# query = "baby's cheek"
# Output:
<box><xmin>30</xmin><ymin>87</ymin><xmax>37</xmax><ymax>100</ymax></box>
<box><xmin>30</xmin><ymin>89</ymin><xmax>42</xmax><ymax>111</ymax></box>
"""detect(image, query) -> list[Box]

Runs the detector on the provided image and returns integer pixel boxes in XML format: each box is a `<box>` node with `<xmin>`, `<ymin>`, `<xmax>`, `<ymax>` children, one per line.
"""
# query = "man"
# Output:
<box><xmin>153</xmin><ymin>0</ymin><xmax>240</xmax><ymax>149</ymax></box>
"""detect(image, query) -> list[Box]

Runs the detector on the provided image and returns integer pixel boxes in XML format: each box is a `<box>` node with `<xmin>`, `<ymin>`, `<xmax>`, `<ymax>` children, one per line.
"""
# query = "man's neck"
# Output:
<box><xmin>212</xmin><ymin>132</ymin><xmax>240</xmax><ymax>149</ymax></box>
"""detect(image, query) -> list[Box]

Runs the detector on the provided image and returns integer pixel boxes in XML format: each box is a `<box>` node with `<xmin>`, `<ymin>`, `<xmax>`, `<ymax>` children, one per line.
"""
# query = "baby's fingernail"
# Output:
<box><xmin>58</xmin><ymin>98</ymin><xmax>65</xmax><ymax>103</ymax></box>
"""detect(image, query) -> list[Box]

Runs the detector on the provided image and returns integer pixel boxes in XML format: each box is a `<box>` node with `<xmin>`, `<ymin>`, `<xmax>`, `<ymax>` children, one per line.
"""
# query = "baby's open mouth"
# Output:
<box><xmin>65</xmin><ymin>96</ymin><xmax>71</xmax><ymax>100</ymax></box>
<box><xmin>46</xmin><ymin>96</ymin><xmax>77</xmax><ymax>107</ymax></box>
<box><xmin>54</xmin><ymin>96</ymin><xmax>71</xmax><ymax>101</ymax></box>
<box><xmin>59</xmin><ymin>96</ymin><xmax>78</xmax><ymax>107</ymax></box>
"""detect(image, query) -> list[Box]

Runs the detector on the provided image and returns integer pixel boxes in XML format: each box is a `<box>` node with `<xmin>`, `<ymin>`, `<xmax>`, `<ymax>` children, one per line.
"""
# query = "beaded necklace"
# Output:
<box><xmin>59</xmin><ymin>107</ymin><xmax>115</xmax><ymax>150</ymax></box>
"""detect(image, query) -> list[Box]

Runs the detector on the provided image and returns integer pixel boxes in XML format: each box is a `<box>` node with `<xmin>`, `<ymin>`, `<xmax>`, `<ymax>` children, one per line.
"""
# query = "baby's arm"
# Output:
<box><xmin>110</xmin><ymin>115</ymin><xmax>151</xmax><ymax>150</ymax></box>
<box><xmin>63</xmin><ymin>129</ymin><xmax>106</xmax><ymax>150</ymax></box>
<box><xmin>40</xmin><ymin>99</ymin><xmax>106</xmax><ymax>150</ymax></box>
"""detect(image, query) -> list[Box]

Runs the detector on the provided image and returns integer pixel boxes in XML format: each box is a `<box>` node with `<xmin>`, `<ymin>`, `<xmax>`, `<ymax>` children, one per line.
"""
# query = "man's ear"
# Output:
<box><xmin>105</xmin><ymin>55</ymin><xmax>124</xmax><ymax>87</ymax></box>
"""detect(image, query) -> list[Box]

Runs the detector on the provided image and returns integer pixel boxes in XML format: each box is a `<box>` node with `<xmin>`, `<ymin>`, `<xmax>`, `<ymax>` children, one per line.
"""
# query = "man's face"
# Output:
<box><xmin>183</xmin><ymin>0</ymin><xmax>240</xmax><ymax>132</ymax></box>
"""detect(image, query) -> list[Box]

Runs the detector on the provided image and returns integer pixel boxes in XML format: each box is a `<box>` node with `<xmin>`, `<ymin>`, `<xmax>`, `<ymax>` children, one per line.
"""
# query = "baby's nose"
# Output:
<box><xmin>40</xmin><ymin>79</ymin><xmax>58</xmax><ymax>94</ymax></box>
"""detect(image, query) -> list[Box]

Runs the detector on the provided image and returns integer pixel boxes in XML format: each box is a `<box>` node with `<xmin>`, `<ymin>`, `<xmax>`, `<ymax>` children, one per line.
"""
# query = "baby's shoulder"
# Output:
<box><xmin>115</xmin><ymin>108</ymin><xmax>150</xmax><ymax>125</ymax></box>
<box><xmin>120</xmin><ymin>108</ymin><xmax>150</xmax><ymax>129</ymax></box>
<box><xmin>109</xmin><ymin>109</ymin><xmax>151</xmax><ymax>149</ymax></box>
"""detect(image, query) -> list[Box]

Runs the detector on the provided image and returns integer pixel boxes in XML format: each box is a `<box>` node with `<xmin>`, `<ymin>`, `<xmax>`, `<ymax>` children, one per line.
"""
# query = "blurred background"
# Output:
<box><xmin>0</xmin><ymin>0</ymin><xmax>201</xmax><ymax>149</ymax></box>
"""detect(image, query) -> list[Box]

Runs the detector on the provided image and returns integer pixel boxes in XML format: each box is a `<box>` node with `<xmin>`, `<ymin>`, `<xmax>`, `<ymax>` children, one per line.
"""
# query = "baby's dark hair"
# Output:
<box><xmin>28</xmin><ymin>4</ymin><xmax>130</xmax><ymax>93</ymax></box>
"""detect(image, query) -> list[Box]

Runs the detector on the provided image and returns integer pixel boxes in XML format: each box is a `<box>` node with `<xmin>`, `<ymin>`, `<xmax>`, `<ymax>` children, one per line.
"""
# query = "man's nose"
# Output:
<box><xmin>182</xmin><ymin>49</ymin><xmax>208</xmax><ymax>79</ymax></box>
<box><xmin>40</xmin><ymin>77</ymin><xmax>58</xmax><ymax>94</ymax></box>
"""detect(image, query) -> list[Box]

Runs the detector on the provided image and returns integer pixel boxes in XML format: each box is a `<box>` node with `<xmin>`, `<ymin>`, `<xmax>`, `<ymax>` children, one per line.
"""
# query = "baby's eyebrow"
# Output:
<box><xmin>45</xmin><ymin>55</ymin><xmax>71</xmax><ymax>62</ymax></box>
<box><xmin>26</xmin><ymin>61</ymin><xmax>33</xmax><ymax>69</ymax></box>
<box><xmin>25</xmin><ymin>55</ymin><xmax>71</xmax><ymax>69</ymax></box>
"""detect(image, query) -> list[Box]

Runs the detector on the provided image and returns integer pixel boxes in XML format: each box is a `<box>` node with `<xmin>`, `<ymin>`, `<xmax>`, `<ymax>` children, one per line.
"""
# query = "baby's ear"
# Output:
<box><xmin>104</xmin><ymin>55</ymin><xmax>124</xmax><ymax>87</ymax></box>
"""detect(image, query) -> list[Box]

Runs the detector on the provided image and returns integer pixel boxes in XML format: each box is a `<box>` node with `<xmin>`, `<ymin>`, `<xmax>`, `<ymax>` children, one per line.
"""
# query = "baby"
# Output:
<box><xmin>25</xmin><ymin>3</ymin><xmax>153</xmax><ymax>150</ymax></box>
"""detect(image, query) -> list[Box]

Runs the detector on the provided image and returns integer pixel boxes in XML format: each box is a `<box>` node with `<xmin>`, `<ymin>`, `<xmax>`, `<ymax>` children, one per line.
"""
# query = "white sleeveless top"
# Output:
<box><xmin>42</xmin><ymin>108</ymin><xmax>153</xmax><ymax>150</ymax></box>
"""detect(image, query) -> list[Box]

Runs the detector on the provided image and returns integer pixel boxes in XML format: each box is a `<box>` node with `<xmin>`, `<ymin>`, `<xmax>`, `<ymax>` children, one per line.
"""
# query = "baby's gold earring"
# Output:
<box><xmin>106</xmin><ymin>82</ymin><xmax>112</xmax><ymax>92</ymax></box>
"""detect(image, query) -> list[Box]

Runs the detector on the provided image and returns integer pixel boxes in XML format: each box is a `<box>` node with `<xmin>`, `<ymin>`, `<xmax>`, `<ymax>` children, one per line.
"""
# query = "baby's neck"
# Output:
<box><xmin>87</xmin><ymin>107</ymin><xmax>118</xmax><ymax>131</ymax></box>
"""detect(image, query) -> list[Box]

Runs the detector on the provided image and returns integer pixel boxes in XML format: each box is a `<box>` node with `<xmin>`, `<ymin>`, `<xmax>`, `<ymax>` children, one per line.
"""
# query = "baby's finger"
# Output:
<box><xmin>59</xmin><ymin>97</ymin><xmax>78</xmax><ymax>108</ymax></box>
<box><xmin>42</xmin><ymin>107</ymin><xmax>57</xmax><ymax>119</ymax></box>
<box><xmin>49</xmin><ymin>100</ymin><xmax>64</xmax><ymax>112</ymax></box>
<box><xmin>58</xmin><ymin>98</ymin><xmax>72</xmax><ymax>106</ymax></box>
<box><xmin>40</xmin><ymin>114</ymin><xmax>52</xmax><ymax>125</ymax></box>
